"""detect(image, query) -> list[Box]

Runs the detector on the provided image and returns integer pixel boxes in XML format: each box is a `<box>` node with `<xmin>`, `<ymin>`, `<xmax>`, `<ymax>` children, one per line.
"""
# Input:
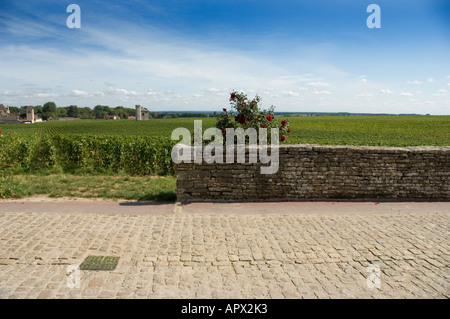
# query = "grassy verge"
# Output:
<box><xmin>3</xmin><ymin>172</ymin><xmax>176</xmax><ymax>201</ymax></box>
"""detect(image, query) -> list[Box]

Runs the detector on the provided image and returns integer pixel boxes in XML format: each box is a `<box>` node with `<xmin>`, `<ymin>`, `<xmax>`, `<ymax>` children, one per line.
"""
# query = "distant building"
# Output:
<box><xmin>135</xmin><ymin>105</ymin><xmax>150</xmax><ymax>120</ymax></box>
<box><xmin>128</xmin><ymin>116</ymin><xmax>136</xmax><ymax>120</ymax></box>
<box><xmin>20</xmin><ymin>106</ymin><xmax>35</xmax><ymax>123</ymax></box>
<box><xmin>0</xmin><ymin>104</ymin><xmax>8</xmax><ymax>115</ymax></box>
<box><xmin>104</xmin><ymin>115</ymin><xmax>117</xmax><ymax>120</ymax></box>
<box><xmin>0</xmin><ymin>104</ymin><xmax>19</xmax><ymax>124</ymax></box>
<box><xmin>58</xmin><ymin>117</ymin><xmax>80</xmax><ymax>121</ymax></box>
<box><xmin>0</xmin><ymin>105</ymin><xmax>35</xmax><ymax>124</ymax></box>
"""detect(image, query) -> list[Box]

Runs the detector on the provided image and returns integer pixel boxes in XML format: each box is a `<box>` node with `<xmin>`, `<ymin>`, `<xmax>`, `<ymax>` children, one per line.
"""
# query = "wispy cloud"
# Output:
<box><xmin>314</xmin><ymin>91</ymin><xmax>332</xmax><ymax>95</ymax></box>
<box><xmin>307</xmin><ymin>81</ymin><xmax>330</xmax><ymax>87</ymax></box>
<box><xmin>356</xmin><ymin>93</ymin><xmax>373</xmax><ymax>98</ymax></box>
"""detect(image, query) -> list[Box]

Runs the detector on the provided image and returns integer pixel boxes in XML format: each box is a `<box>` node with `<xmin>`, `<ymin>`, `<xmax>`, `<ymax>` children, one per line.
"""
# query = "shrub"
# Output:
<box><xmin>216</xmin><ymin>91</ymin><xmax>290</xmax><ymax>143</ymax></box>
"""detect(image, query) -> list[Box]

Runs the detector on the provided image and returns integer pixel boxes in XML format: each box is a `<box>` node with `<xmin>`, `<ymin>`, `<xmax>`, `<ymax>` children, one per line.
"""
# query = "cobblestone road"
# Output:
<box><xmin>0</xmin><ymin>202</ymin><xmax>448</xmax><ymax>299</ymax></box>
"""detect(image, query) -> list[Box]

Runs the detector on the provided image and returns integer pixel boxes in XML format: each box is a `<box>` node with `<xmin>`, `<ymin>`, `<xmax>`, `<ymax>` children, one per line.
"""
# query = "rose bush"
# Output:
<box><xmin>216</xmin><ymin>91</ymin><xmax>290</xmax><ymax>143</ymax></box>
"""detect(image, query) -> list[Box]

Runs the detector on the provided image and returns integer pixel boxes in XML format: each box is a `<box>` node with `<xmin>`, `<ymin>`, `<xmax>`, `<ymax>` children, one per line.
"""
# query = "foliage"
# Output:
<box><xmin>0</xmin><ymin>132</ymin><xmax>176</xmax><ymax>176</ymax></box>
<box><xmin>0</xmin><ymin>132</ymin><xmax>12</xmax><ymax>198</ymax></box>
<box><xmin>0</xmin><ymin>166</ymin><xmax>10</xmax><ymax>198</ymax></box>
<box><xmin>216</xmin><ymin>91</ymin><xmax>290</xmax><ymax>143</ymax></box>
<box><xmin>43</xmin><ymin>101</ymin><xmax>57</xmax><ymax>120</ymax></box>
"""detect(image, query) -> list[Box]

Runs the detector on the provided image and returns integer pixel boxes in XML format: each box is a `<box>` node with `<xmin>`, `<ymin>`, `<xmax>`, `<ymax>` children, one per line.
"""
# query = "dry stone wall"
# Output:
<box><xmin>176</xmin><ymin>144</ymin><xmax>450</xmax><ymax>201</ymax></box>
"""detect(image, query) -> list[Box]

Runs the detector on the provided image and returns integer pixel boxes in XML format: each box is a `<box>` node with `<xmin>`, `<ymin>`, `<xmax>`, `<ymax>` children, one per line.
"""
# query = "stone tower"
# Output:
<box><xmin>136</xmin><ymin>105</ymin><xmax>142</xmax><ymax>121</ymax></box>
<box><xmin>26</xmin><ymin>106</ymin><xmax>34</xmax><ymax>123</ymax></box>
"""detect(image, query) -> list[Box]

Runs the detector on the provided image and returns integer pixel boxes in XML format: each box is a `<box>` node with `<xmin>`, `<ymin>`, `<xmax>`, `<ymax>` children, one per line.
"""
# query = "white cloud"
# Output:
<box><xmin>400</xmin><ymin>92</ymin><xmax>413</xmax><ymax>96</ymax></box>
<box><xmin>359</xmin><ymin>75</ymin><xmax>367</xmax><ymax>83</ymax></box>
<box><xmin>355</xmin><ymin>93</ymin><xmax>373</xmax><ymax>98</ymax></box>
<box><xmin>205</xmin><ymin>88</ymin><xmax>223</xmax><ymax>93</ymax></box>
<box><xmin>407</xmin><ymin>80</ymin><xmax>422</xmax><ymax>85</ymax></box>
<box><xmin>280</xmin><ymin>90</ymin><xmax>300</xmax><ymax>97</ymax></box>
<box><xmin>432</xmin><ymin>89</ymin><xmax>448</xmax><ymax>96</ymax></box>
<box><xmin>379</xmin><ymin>89</ymin><xmax>394</xmax><ymax>94</ymax></box>
<box><xmin>105</xmin><ymin>87</ymin><xmax>138</xmax><ymax>96</ymax></box>
<box><xmin>68</xmin><ymin>90</ymin><xmax>89</xmax><ymax>97</ymax></box>
<box><xmin>427</xmin><ymin>78</ymin><xmax>434</xmax><ymax>83</ymax></box>
<box><xmin>307</xmin><ymin>81</ymin><xmax>330</xmax><ymax>87</ymax></box>
<box><xmin>314</xmin><ymin>91</ymin><xmax>332</xmax><ymax>95</ymax></box>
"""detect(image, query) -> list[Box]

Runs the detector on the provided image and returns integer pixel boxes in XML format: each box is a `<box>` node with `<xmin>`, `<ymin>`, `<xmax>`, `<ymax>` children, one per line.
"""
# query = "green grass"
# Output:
<box><xmin>1</xmin><ymin>116</ymin><xmax>448</xmax><ymax>146</ymax></box>
<box><xmin>79</xmin><ymin>256</ymin><xmax>120</xmax><ymax>271</ymax></box>
<box><xmin>286</xmin><ymin>116</ymin><xmax>450</xmax><ymax>146</ymax></box>
<box><xmin>4</xmin><ymin>172</ymin><xmax>176</xmax><ymax>201</ymax></box>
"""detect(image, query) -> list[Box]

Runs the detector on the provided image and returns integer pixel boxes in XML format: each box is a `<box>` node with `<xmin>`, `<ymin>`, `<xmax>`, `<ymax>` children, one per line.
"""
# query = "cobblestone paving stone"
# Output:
<box><xmin>0</xmin><ymin>209</ymin><xmax>448</xmax><ymax>299</ymax></box>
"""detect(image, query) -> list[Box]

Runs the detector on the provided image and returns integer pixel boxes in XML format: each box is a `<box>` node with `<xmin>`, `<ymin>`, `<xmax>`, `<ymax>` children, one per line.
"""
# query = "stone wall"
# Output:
<box><xmin>176</xmin><ymin>144</ymin><xmax>450</xmax><ymax>201</ymax></box>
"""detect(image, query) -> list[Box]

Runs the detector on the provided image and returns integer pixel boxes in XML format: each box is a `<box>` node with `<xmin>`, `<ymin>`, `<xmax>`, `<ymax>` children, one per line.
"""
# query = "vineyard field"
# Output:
<box><xmin>1</xmin><ymin>116</ymin><xmax>449</xmax><ymax>146</ymax></box>
<box><xmin>1</xmin><ymin>116</ymin><xmax>449</xmax><ymax>177</ymax></box>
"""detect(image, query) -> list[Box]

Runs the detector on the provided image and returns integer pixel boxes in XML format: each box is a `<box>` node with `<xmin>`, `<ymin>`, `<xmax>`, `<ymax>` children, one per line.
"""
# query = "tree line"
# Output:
<box><xmin>8</xmin><ymin>102</ymin><xmax>213</xmax><ymax>120</ymax></box>
<box><xmin>8</xmin><ymin>103</ymin><xmax>136</xmax><ymax>121</ymax></box>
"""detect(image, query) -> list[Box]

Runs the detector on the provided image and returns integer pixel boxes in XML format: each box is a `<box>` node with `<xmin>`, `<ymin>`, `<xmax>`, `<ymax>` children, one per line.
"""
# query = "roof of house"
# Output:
<box><xmin>0</xmin><ymin>113</ymin><xmax>19</xmax><ymax>121</ymax></box>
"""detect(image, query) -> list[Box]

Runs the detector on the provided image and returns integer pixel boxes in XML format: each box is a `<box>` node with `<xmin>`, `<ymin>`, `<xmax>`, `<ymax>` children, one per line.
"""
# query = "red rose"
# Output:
<box><xmin>261</xmin><ymin>122</ymin><xmax>267</xmax><ymax>128</ymax></box>
<box><xmin>287</xmin><ymin>129</ymin><xmax>291</xmax><ymax>134</ymax></box>
<box><xmin>266</xmin><ymin>115</ymin><xmax>272</xmax><ymax>121</ymax></box>
<box><xmin>281</xmin><ymin>120</ymin><xmax>287</xmax><ymax>126</ymax></box>
<box><xmin>230</xmin><ymin>92</ymin><xmax>237</xmax><ymax>100</ymax></box>
<box><xmin>238</xmin><ymin>115</ymin><xmax>246</xmax><ymax>124</ymax></box>
<box><xmin>222</xmin><ymin>130</ymin><xmax>226</xmax><ymax>135</ymax></box>
<box><xmin>223</xmin><ymin>108</ymin><xmax>227</xmax><ymax>112</ymax></box>
<box><xmin>281</xmin><ymin>136</ymin><xmax>286</xmax><ymax>142</ymax></box>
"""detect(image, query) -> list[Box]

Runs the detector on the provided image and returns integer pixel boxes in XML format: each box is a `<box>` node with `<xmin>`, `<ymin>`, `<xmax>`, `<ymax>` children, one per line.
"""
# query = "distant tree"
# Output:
<box><xmin>57</xmin><ymin>107</ymin><xmax>68</xmax><ymax>118</ymax></box>
<box><xmin>43</xmin><ymin>102</ymin><xmax>57</xmax><ymax>114</ymax></box>
<box><xmin>67</xmin><ymin>105</ymin><xmax>79</xmax><ymax>118</ymax></box>
<box><xmin>114</xmin><ymin>106</ymin><xmax>127</xmax><ymax>119</ymax></box>
<box><xmin>43</xmin><ymin>102</ymin><xmax>57</xmax><ymax>120</ymax></box>
<box><xmin>78</xmin><ymin>107</ymin><xmax>95</xmax><ymax>119</ymax></box>
<box><xmin>34</xmin><ymin>105</ymin><xmax>43</xmax><ymax>116</ymax></box>
<box><xmin>8</xmin><ymin>106</ymin><xmax>19</xmax><ymax>114</ymax></box>
<box><xmin>94</xmin><ymin>105</ymin><xmax>110</xmax><ymax>119</ymax></box>
<box><xmin>124</xmin><ymin>107</ymin><xmax>136</xmax><ymax>117</ymax></box>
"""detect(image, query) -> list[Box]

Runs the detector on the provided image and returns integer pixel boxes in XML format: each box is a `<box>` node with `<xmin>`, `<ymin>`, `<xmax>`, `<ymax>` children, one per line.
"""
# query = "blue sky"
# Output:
<box><xmin>0</xmin><ymin>0</ymin><xmax>449</xmax><ymax>114</ymax></box>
